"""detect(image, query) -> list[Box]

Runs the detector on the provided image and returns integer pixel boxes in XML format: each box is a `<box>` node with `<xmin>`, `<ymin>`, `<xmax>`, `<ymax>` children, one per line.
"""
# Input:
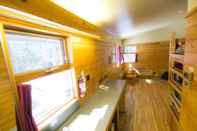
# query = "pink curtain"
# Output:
<box><xmin>16</xmin><ymin>84</ymin><xmax>38</xmax><ymax>131</ymax></box>
<box><xmin>115</xmin><ymin>45</ymin><xmax>124</xmax><ymax>65</ymax></box>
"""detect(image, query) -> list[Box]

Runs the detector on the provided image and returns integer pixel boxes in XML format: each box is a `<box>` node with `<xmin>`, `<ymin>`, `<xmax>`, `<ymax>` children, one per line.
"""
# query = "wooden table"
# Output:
<box><xmin>57</xmin><ymin>80</ymin><xmax>126</xmax><ymax>131</ymax></box>
<box><xmin>125</xmin><ymin>70</ymin><xmax>137</xmax><ymax>78</ymax></box>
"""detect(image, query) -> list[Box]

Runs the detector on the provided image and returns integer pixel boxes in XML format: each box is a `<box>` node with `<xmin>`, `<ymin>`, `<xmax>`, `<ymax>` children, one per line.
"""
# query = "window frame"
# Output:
<box><xmin>5</xmin><ymin>29</ymin><xmax>70</xmax><ymax>84</ymax></box>
<box><xmin>25</xmin><ymin>69</ymin><xmax>77</xmax><ymax>125</ymax></box>
<box><xmin>4</xmin><ymin>28</ymin><xmax>78</xmax><ymax>126</ymax></box>
<box><xmin>123</xmin><ymin>46</ymin><xmax>137</xmax><ymax>63</ymax></box>
<box><xmin>111</xmin><ymin>47</ymin><xmax>116</xmax><ymax>64</ymax></box>
<box><xmin>0</xmin><ymin>13</ymin><xmax>85</xmax><ymax>130</ymax></box>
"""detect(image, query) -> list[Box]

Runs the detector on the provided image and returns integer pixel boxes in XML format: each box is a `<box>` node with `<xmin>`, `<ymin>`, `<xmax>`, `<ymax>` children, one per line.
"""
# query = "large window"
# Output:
<box><xmin>123</xmin><ymin>46</ymin><xmax>137</xmax><ymax>63</ymax></box>
<box><xmin>26</xmin><ymin>69</ymin><xmax>75</xmax><ymax>123</ymax></box>
<box><xmin>6</xmin><ymin>32</ymin><xmax>66</xmax><ymax>74</ymax></box>
<box><xmin>6</xmin><ymin>31</ymin><xmax>76</xmax><ymax>125</ymax></box>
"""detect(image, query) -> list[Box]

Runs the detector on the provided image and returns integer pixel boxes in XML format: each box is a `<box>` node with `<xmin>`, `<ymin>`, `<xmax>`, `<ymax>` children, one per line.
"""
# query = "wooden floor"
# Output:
<box><xmin>119</xmin><ymin>78</ymin><xmax>172</xmax><ymax>131</ymax></box>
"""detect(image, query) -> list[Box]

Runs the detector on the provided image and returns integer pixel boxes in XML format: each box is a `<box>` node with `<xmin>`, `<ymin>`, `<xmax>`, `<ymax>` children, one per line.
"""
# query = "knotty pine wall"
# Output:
<box><xmin>69</xmin><ymin>36</ymin><xmax>115</xmax><ymax>103</ymax></box>
<box><xmin>0</xmin><ymin>46</ymin><xmax>16</xmax><ymax>130</ymax></box>
<box><xmin>124</xmin><ymin>41</ymin><xmax>169</xmax><ymax>76</ymax></box>
<box><xmin>179</xmin><ymin>8</ymin><xmax>197</xmax><ymax>131</ymax></box>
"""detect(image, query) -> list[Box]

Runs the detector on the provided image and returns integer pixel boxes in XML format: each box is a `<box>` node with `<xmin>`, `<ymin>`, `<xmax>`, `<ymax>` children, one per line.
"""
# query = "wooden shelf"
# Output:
<box><xmin>169</xmin><ymin>99</ymin><xmax>180</xmax><ymax>124</ymax></box>
<box><xmin>169</xmin><ymin>103</ymin><xmax>180</xmax><ymax>123</ymax></box>
<box><xmin>174</xmin><ymin>67</ymin><xmax>183</xmax><ymax>74</ymax></box>
<box><xmin>172</xmin><ymin>93</ymin><xmax>182</xmax><ymax>107</ymax></box>
<box><xmin>170</xmin><ymin>68</ymin><xmax>184</xmax><ymax>79</ymax></box>
<box><xmin>171</xmin><ymin>79</ymin><xmax>182</xmax><ymax>89</ymax></box>
<box><xmin>169</xmin><ymin>81</ymin><xmax>182</xmax><ymax>94</ymax></box>
<box><xmin>170</xmin><ymin>95</ymin><xmax>181</xmax><ymax>112</ymax></box>
<box><xmin>170</xmin><ymin>54</ymin><xmax>184</xmax><ymax>63</ymax></box>
<box><xmin>168</xmin><ymin>33</ymin><xmax>186</xmax><ymax>126</ymax></box>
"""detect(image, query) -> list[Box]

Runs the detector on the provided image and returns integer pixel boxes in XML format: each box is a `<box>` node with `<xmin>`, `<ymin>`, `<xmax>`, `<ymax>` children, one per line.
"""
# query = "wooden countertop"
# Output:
<box><xmin>57</xmin><ymin>80</ymin><xmax>126</xmax><ymax>131</ymax></box>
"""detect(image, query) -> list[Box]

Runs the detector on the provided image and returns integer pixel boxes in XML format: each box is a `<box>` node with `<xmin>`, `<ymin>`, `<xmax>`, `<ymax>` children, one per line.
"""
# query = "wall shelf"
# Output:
<box><xmin>170</xmin><ymin>54</ymin><xmax>184</xmax><ymax>63</ymax></box>
<box><xmin>169</xmin><ymin>104</ymin><xmax>179</xmax><ymax>124</ymax></box>
<box><xmin>171</xmin><ymin>78</ymin><xmax>182</xmax><ymax>88</ymax></box>
<box><xmin>169</xmin><ymin>81</ymin><xmax>182</xmax><ymax>94</ymax></box>
<box><xmin>172</xmin><ymin>93</ymin><xmax>182</xmax><ymax>107</ymax></box>
<box><xmin>170</xmin><ymin>68</ymin><xmax>184</xmax><ymax>79</ymax></box>
<box><xmin>168</xmin><ymin>33</ymin><xmax>185</xmax><ymax>126</ymax></box>
<box><xmin>170</xmin><ymin>95</ymin><xmax>181</xmax><ymax>112</ymax></box>
<box><xmin>169</xmin><ymin>98</ymin><xmax>180</xmax><ymax>121</ymax></box>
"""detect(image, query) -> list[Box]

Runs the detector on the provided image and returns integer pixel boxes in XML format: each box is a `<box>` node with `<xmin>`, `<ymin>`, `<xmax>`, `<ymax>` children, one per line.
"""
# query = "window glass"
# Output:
<box><xmin>123</xmin><ymin>54</ymin><xmax>136</xmax><ymax>63</ymax></box>
<box><xmin>124</xmin><ymin>46</ymin><xmax>136</xmax><ymax>53</ymax></box>
<box><xmin>112</xmin><ymin>47</ymin><xmax>116</xmax><ymax>54</ymax></box>
<box><xmin>6</xmin><ymin>32</ymin><xmax>65</xmax><ymax>74</ymax></box>
<box><xmin>27</xmin><ymin>69</ymin><xmax>75</xmax><ymax>123</ymax></box>
<box><xmin>123</xmin><ymin>46</ymin><xmax>137</xmax><ymax>63</ymax></box>
<box><xmin>112</xmin><ymin>54</ymin><xmax>116</xmax><ymax>64</ymax></box>
<box><xmin>6</xmin><ymin>31</ymin><xmax>76</xmax><ymax>125</ymax></box>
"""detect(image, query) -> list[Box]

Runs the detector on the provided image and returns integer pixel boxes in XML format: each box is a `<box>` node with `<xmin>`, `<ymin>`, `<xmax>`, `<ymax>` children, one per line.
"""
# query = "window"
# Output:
<box><xmin>5</xmin><ymin>30</ymin><xmax>76</xmax><ymax>125</ymax></box>
<box><xmin>123</xmin><ymin>46</ymin><xmax>137</xmax><ymax>63</ymax></box>
<box><xmin>112</xmin><ymin>47</ymin><xmax>116</xmax><ymax>64</ymax></box>
<box><xmin>111</xmin><ymin>46</ymin><xmax>124</xmax><ymax>64</ymax></box>
<box><xmin>27</xmin><ymin>69</ymin><xmax>75</xmax><ymax>123</ymax></box>
<box><xmin>6</xmin><ymin>32</ymin><xmax>66</xmax><ymax>74</ymax></box>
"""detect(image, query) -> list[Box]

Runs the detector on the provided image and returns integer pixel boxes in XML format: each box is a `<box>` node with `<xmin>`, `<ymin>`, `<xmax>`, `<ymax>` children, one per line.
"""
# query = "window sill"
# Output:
<box><xmin>39</xmin><ymin>99</ymin><xmax>80</xmax><ymax>131</ymax></box>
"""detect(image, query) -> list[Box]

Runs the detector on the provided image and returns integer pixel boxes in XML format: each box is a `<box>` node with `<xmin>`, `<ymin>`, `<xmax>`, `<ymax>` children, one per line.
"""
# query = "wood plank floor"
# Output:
<box><xmin>119</xmin><ymin>78</ymin><xmax>172</xmax><ymax>131</ymax></box>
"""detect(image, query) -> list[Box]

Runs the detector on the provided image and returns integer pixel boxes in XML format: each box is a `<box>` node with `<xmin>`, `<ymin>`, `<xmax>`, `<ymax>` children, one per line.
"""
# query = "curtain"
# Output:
<box><xmin>115</xmin><ymin>45</ymin><xmax>124</xmax><ymax>65</ymax></box>
<box><xmin>16</xmin><ymin>84</ymin><xmax>38</xmax><ymax>131</ymax></box>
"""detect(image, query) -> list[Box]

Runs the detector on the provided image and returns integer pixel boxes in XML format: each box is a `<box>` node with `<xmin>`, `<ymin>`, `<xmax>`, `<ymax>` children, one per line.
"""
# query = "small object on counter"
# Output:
<box><xmin>175</xmin><ymin>41</ymin><xmax>184</xmax><ymax>54</ymax></box>
<box><xmin>99</xmin><ymin>84</ymin><xmax>110</xmax><ymax>91</ymax></box>
<box><xmin>78</xmin><ymin>70</ymin><xmax>87</xmax><ymax>98</ymax></box>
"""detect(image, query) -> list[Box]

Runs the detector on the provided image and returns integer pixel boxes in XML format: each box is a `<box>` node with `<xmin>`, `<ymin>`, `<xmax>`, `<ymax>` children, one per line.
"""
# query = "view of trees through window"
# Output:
<box><xmin>6</xmin><ymin>31</ymin><xmax>75</xmax><ymax>124</ymax></box>
<box><xmin>6</xmin><ymin>32</ymin><xmax>65</xmax><ymax>74</ymax></box>
<box><xmin>123</xmin><ymin>46</ymin><xmax>137</xmax><ymax>63</ymax></box>
<box><xmin>26</xmin><ymin>69</ymin><xmax>75</xmax><ymax>123</ymax></box>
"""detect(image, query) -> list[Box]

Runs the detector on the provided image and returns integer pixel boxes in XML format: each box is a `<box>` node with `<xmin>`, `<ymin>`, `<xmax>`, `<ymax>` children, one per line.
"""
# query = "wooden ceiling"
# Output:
<box><xmin>0</xmin><ymin>0</ymin><xmax>112</xmax><ymax>38</ymax></box>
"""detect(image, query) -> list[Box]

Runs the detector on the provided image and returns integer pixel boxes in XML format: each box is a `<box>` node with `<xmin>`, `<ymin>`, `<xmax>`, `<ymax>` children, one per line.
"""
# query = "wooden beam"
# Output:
<box><xmin>0</xmin><ymin>0</ymin><xmax>110</xmax><ymax>38</ymax></box>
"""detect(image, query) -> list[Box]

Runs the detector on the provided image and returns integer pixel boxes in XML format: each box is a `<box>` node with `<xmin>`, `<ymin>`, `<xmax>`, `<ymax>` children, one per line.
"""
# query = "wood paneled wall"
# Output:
<box><xmin>0</xmin><ymin>46</ymin><xmax>16</xmax><ymax>130</ymax></box>
<box><xmin>124</xmin><ymin>42</ymin><xmax>169</xmax><ymax>76</ymax></box>
<box><xmin>69</xmin><ymin>36</ymin><xmax>114</xmax><ymax>103</ymax></box>
<box><xmin>179</xmin><ymin>8</ymin><xmax>197</xmax><ymax>131</ymax></box>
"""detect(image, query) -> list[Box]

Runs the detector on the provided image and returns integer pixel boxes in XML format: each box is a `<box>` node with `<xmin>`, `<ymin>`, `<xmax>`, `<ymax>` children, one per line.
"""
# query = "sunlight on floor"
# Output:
<box><xmin>145</xmin><ymin>79</ymin><xmax>153</xmax><ymax>84</ymax></box>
